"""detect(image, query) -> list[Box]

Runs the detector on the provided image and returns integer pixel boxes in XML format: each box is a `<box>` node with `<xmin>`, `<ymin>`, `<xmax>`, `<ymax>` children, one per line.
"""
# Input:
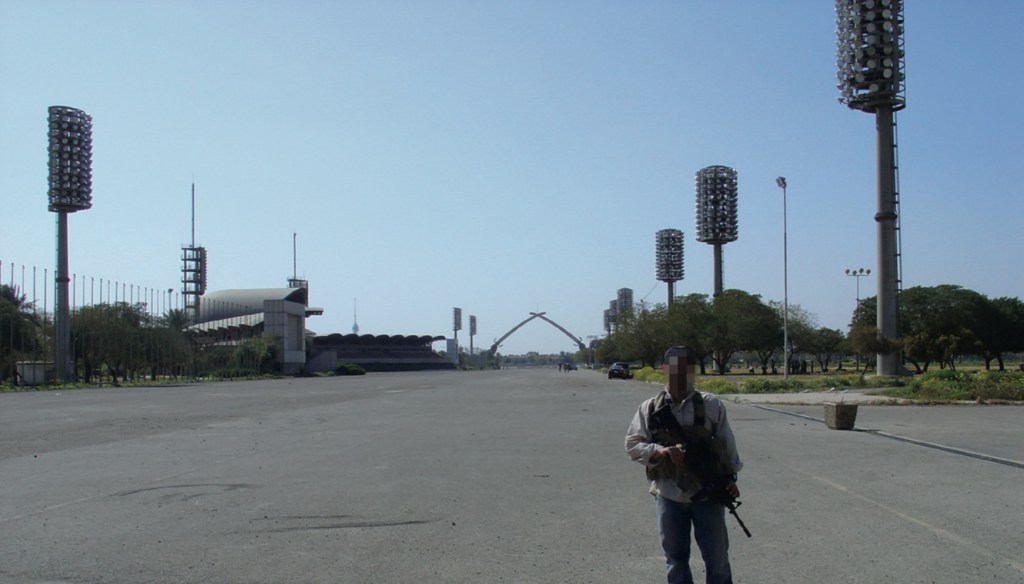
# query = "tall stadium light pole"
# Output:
<box><xmin>469</xmin><ymin>315</ymin><xmax>477</xmax><ymax>358</ymax></box>
<box><xmin>453</xmin><ymin>307</ymin><xmax>462</xmax><ymax>346</ymax></box>
<box><xmin>776</xmin><ymin>177</ymin><xmax>789</xmax><ymax>380</ymax></box>
<box><xmin>48</xmin><ymin>106</ymin><xmax>93</xmax><ymax>384</ymax></box>
<box><xmin>655</xmin><ymin>229</ymin><xmax>684</xmax><ymax>306</ymax></box>
<box><xmin>695</xmin><ymin>166</ymin><xmax>738</xmax><ymax>297</ymax></box>
<box><xmin>616</xmin><ymin>288</ymin><xmax>634</xmax><ymax>321</ymax></box>
<box><xmin>836</xmin><ymin>0</ymin><xmax>906</xmax><ymax>376</ymax></box>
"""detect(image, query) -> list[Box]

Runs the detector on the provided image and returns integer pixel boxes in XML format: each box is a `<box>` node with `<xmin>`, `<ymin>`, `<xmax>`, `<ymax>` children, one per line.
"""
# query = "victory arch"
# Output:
<box><xmin>489</xmin><ymin>312</ymin><xmax>585</xmax><ymax>356</ymax></box>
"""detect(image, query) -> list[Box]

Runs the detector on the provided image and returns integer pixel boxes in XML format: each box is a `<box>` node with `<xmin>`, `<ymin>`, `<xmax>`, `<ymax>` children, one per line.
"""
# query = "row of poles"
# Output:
<box><xmin>645</xmin><ymin>1</ymin><xmax>905</xmax><ymax>376</ymax></box>
<box><xmin>35</xmin><ymin>1</ymin><xmax>905</xmax><ymax>380</ymax></box>
<box><xmin>1</xmin><ymin>258</ymin><xmax>273</xmax><ymax>384</ymax></box>
<box><xmin>3</xmin><ymin>261</ymin><xmax>181</xmax><ymax>318</ymax></box>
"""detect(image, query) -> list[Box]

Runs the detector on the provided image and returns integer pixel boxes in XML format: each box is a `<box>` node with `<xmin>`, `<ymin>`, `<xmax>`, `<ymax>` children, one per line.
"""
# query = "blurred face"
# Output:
<box><xmin>663</xmin><ymin>354</ymin><xmax>696</xmax><ymax>399</ymax></box>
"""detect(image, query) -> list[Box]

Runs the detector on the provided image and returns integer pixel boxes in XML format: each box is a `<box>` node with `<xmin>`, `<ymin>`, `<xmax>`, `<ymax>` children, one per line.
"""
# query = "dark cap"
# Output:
<box><xmin>664</xmin><ymin>346</ymin><xmax>696</xmax><ymax>365</ymax></box>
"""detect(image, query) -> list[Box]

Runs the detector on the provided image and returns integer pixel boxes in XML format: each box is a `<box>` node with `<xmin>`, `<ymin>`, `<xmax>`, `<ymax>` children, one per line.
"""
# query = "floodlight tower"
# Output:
<box><xmin>616</xmin><ymin>288</ymin><xmax>634</xmax><ymax>320</ymax></box>
<box><xmin>453</xmin><ymin>307</ymin><xmax>462</xmax><ymax>345</ymax></box>
<box><xmin>48</xmin><ymin>106</ymin><xmax>93</xmax><ymax>383</ymax></box>
<box><xmin>695</xmin><ymin>166</ymin><xmax>738</xmax><ymax>297</ymax></box>
<box><xmin>836</xmin><ymin>0</ymin><xmax>906</xmax><ymax>375</ymax></box>
<box><xmin>655</xmin><ymin>229</ymin><xmax>684</xmax><ymax>306</ymax></box>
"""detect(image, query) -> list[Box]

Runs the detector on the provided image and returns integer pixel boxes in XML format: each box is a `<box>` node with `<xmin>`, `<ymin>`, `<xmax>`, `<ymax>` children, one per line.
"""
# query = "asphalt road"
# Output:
<box><xmin>1</xmin><ymin>370</ymin><xmax>1021</xmax><ymax>583</ymax></box>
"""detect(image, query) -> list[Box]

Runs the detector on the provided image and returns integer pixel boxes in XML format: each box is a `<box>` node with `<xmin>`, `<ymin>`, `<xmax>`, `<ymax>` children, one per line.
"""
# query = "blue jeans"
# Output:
<box><xmin>655</xmin><ymin>495</ymin><xmax>733</xmax><ymax>584</ymax></box>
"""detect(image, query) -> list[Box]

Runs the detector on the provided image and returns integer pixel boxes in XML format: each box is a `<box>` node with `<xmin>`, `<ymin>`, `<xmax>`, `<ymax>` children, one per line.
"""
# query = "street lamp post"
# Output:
<box><xmin>845</xmin><ymin>267</ymin><xmax>870</xmax><ymax>371</ymax></box>
<box><xmin>845</xmin><ymin>267</ymin><xmax>871</xmax><ymax>305</ymax></box>
<box><xmin>776</xmin><ymin>177</ymin><xmax>789</xmax><ymax>379</ymax></box>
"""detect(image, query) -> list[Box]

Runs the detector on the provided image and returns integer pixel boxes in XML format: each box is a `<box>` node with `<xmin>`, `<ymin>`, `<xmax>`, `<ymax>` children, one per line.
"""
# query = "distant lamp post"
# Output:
<box><xmin>845</xmin><ymin>267</ymin><xmax>871</xmax><ymax>305</ymax></box>
<box><xmin>655</xmin><ymin>228</ymin><xmax>684</xmax><ymax>306</ymax></box>
<box><xmin>775</xmin><ymin>176</ymin><xmax>789</xmax><ymax>380</ymax></box>
<box><xmin>48</xmin><ymin>106</ymin><xmax>93</xmax><ymax>383</ymax></box>
<box><xmin>845</xmin><ymin>267</ymin><xmax>871</xmax><ymax>372</ymax></box>
<box><xmin>695</xmin><ymin>166</ymin><xmax>738</xmax><ymax>297</ymax></box>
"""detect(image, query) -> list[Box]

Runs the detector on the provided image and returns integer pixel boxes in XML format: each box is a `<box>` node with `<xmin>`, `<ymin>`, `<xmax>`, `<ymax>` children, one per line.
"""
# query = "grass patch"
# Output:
<box><xmin>881</xmin><ymin>370</ymin><xmax>1024</xmax><ymax>402</ymax></box>
<box><xmin>622</xmin><ymin>367</ymin><xmax>917</xmax><ymax>396</ymax></box>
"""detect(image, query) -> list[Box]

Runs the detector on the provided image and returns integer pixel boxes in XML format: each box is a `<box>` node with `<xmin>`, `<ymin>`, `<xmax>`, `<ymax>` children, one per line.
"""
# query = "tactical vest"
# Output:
<box><xmin>645</xmin><ymin>391</ymin><xmax>727</xmax><ymax>485</ymax></box>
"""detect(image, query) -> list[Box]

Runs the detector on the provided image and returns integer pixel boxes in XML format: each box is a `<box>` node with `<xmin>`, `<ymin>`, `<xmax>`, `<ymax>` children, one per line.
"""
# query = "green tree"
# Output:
<box><xmin>665</xmin><ymin>294</ymin><xmax>714</xmax><ymax>373</ymax></box>
<box><xmin>600</xmin><ymin>305</ymin><xmax>641</xmax><ymax>365</ymax></box>
<box><xmin>632</xmin><ymin>303</ymin><xmax>670</xmax><ymax>368</ymax></box>
<box><xmin>708</xmin><ymin>290</ymin><xmax>780</xmax><ymax>375</ymax></box>
<box><xmin>899</xmin><ymin>285</ymin><xmax>990</xmax><ymax>372</ymax></box>
<box><xmin>978</xmin><ymin>297</ymin><xmax>1024</xmax><ymax>371</ymax></box>
<box><xmin>849</xmin><ymin>286</ymin><xmax>1016</xmax><ymax>373</ymax></box>
<box><xmin>72</xmin><ymin>302</ymin><xmax>153</xmax><ymax>383</ymax></box>
<box><xmin>847</xmin><ymin>324</ymin><xmax>900</xmax><ymax>369</ymax></box>
<box><xmin>808</xmin><ymin>327</ymin><xmax>846</xmax><ymax>371</ymax></box>
<box><xmin>770</xmin><ymin>301</ymin><xmax>816</xmax><ymax>373</ymax></box>
<box><xmin>1</xmin><ymin>285</ymin><xmax>42</xmax><ymax>383</ymax></box>
<box><xmin>234</xmin><ymin>336</ymin><xmax>279</xmax><ymax>373</ymax></box>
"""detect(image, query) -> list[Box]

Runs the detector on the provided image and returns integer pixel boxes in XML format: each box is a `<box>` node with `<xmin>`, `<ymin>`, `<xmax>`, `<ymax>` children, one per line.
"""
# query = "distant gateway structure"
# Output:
<box><xmin>489</xmin><ymin>312</ymin><xmax>585</xmax><ymax>355</ymax></box>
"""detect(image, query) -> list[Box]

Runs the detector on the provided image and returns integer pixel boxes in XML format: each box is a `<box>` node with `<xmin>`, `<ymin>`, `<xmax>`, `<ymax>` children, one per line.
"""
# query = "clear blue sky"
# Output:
<box><xmin>2</xmin><ymin>1</ymin><xmax>1022</xmax><ymax>356</ymax></box>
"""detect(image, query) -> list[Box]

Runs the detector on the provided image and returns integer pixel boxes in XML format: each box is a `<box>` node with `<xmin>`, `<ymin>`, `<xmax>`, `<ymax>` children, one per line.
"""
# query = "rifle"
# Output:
<box><xmin>650</xmin><ymin>397</ymin><xmax>753</xmax><ymax>538</ymax></box>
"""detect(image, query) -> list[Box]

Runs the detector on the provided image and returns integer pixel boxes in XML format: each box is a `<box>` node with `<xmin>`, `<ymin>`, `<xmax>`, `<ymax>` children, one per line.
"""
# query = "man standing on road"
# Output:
<box><xmin>625</xmin><ymin>346</ymin><xmax>743</xmax><ymax>584</ymax></box>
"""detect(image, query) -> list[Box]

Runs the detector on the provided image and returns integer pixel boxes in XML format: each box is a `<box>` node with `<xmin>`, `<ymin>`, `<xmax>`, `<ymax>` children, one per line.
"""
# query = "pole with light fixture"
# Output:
<box><xmin>775</xmin><ymin>176</ymin><xmax>789</xmax><ymax>379</ymax></box>
<box><xmin>845</xmin><ymin>267</ymin><xmax>871</xmax><ymax>305</ymax></box>
<box><xmin>845</xmin><ymin>267</ymin><xmax>871</xmax><ymax>371</ymax></box>
<box><xmin>836</xmin><ymin>0</ymin><xmax>906</xmax><ymax>376</ymax></box>
<box><xmin>48</xmin><ymin>106</ymin><xmax>93</xmax><ymax>384</ymax></box>
<box><xmin>695</xmin><ymin>166</ymin><xmax>738</xmax><ymax>297</ymax></box>
<box><xmin>655</xmin><ymin>228</ymin><xmax>684</xmax><ymax>306</ymax></box>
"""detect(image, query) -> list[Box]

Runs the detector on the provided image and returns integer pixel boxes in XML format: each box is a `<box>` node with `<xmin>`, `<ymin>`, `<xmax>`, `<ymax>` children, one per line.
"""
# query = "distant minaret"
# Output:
<box><xmin>352</xmin><ymin>298</ymin><xmax>360</xmax><ymax>334</ymax></box>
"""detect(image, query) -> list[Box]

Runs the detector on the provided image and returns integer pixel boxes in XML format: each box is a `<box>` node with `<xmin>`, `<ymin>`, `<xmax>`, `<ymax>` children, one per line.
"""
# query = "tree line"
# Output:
<box><xmin>591</xmin><ymin>285</ymin><xmax>1024</xmax><ymax>374</ymax></box>
<box><xmin>2</xmin><ymin>284</ymin><xmax>279</xmax><ymax>386</ymax></box>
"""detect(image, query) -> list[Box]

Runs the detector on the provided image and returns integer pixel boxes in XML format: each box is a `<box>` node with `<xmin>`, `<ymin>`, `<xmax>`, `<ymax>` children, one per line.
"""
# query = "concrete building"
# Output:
<box><xmin>188</xmin><ymin>287</ymin><xmax>322</xmax><ymax>375</ymax></box>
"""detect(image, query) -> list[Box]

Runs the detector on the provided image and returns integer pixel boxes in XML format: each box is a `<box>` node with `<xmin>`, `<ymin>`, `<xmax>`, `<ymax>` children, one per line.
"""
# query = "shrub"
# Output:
<box><xmin>739</xmin><ymin>378</ymin><xmax>808</xmax><ymax>393</ymax></box>
<box><xmin>210</xmin><ymin>367</ymin><xmax>259</xmax><ymax>379</ymax></box>
<box><xmin>631</xmin><ymin>366</ymin><xmax>661</xmax><ymax>383</ymax></box>
<box><xmin>335</xmin><ymin>363</ymin><xmax>366</xmax><ymax>376</ymax></box>
<box><xmin>900</xmin><ymin>370</ymin><xmax>1024</xmax><ymax>401</ymax></box>
<box><xmin>700</xmin><ymin>378</ymin><xmax>742</xmax><ymax>395</ymax></box>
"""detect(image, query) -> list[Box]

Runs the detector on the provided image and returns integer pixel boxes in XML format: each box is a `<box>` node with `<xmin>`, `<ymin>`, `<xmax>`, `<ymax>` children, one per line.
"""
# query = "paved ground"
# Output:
<box><xmin>1</xmin><ymin>370</ymin><xmax>1021</xmax><ymax>583</ymax></box>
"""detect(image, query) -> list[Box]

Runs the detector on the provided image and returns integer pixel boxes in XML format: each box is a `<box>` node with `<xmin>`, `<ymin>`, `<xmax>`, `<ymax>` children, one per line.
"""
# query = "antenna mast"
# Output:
<box><xmin>287</xmin><ymin>232</ymin><xmax>308</xmax><ymax>289</ymax></box>
<box><xmin>352</xmin><ymin>298</ymin><xmax>359</xmax><ymax>334</ymax></box>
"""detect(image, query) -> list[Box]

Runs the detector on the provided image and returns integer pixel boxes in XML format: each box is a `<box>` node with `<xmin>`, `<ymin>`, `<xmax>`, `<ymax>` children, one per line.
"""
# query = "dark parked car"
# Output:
<box><xmin>607</xmin><ymin>362</ymin><xmax>630</xmax><ymax>379</ymax></box>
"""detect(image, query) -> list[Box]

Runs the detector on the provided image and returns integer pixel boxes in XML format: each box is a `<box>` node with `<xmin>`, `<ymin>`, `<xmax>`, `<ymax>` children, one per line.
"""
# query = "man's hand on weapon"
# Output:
<box><xmin>726</xmin><ymin>481</ymin><xmax>739</xmax><ymax>499</ymax></box>
<box><xmin>653</xmin><ymin>443</ymin><xmax>686</xmax><ymax>466</ymax></box>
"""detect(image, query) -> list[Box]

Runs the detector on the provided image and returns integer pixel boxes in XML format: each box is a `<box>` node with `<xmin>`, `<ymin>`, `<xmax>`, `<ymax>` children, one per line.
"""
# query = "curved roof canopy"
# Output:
<box><xmin>196</xmin><ymin>288</ymin><xmax>308</xmax><ymax>324</ymax></box>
